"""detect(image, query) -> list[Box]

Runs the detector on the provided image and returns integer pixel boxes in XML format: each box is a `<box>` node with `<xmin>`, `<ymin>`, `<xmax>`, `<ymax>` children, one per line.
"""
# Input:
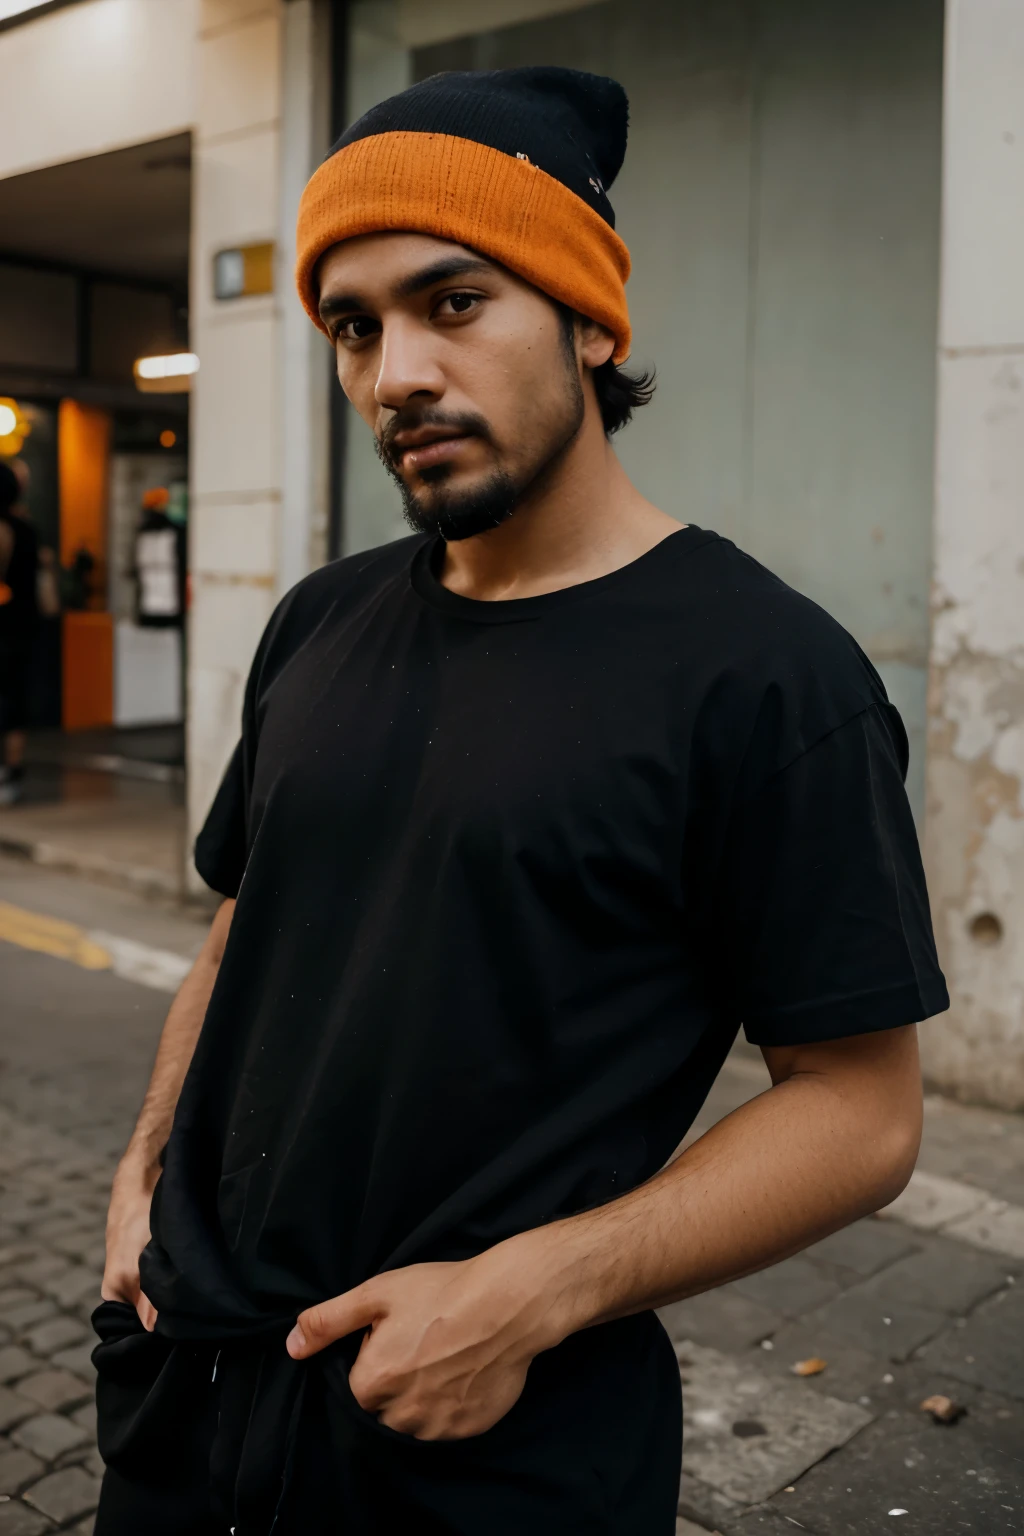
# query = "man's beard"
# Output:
<box><xmin>374</xmin><ymin>378</ymin><xmax>584</xmax><ymax>542</ymax></box>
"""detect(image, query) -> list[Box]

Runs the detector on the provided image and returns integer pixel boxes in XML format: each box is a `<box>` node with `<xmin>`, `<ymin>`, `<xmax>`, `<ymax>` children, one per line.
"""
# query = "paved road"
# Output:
<box><xmin>0</xmin><ymin>854</ymin><xmax>1021</xmax><ymax>1534</ymax></box>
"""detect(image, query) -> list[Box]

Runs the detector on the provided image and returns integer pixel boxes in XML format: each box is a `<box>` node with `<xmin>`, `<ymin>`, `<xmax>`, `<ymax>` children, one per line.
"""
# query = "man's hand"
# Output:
<box><xmin>288</xmin><ymin>1028</ymin><xmax>922</xmax><ymax>1441</ymax></box>
<box><xmin>102</xmin><ymin>1162</ymin><xmax>159</xmax><ymax>1331</ymax></box>
<box><xmin>286</xmin><ymin>1242</ymin><xmax>563</xmax><ymax>1440</ymax></box>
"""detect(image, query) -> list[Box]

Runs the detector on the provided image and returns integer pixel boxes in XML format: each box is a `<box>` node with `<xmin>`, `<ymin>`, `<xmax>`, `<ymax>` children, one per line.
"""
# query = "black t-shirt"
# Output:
<box><xmin>144</xmin><ymin>527</ymin><xmax>947</xmax><ymax>1338</ymax></box>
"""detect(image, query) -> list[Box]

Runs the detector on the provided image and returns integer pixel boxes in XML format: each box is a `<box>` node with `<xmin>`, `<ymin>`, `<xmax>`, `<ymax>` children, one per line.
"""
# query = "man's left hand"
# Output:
<box><xmin>285</xmin><ymin>1242</ymin><xmax>564</xmax><ymax>1440</ymax></box>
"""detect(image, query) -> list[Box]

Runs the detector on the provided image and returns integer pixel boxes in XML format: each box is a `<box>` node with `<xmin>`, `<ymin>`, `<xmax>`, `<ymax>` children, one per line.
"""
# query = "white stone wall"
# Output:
<box><xmin>187</xmin><ymin>0</ymin><xmax>331</xmax><ymax>889</ymax></box>
<box><xmin>187</xmin><ymin>0</ymin><xmax>284</xmax><ymax>888</ymax></box>
<box><xmin>0</xmin><ymin>0</ymin><xmax>197</xmax><ymax>182</ymax></box>
<box><xmin>923</xmin><ymin>0</ymin><xmax>1024</xmax><ymax>1107</ymax></box>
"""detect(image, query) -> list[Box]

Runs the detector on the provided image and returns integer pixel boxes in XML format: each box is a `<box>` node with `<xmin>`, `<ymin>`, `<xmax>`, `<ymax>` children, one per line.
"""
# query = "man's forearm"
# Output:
<box><xmin>104</xmin><ymin>898</ymin><xmax>235</xmax><ymax>1321</ymax></box>
<box><xmin>288</xmin><ymin>1029</ymin><xmax>922</xmax><ymax>1440</ymax></box>
<box><xmin>518</xmin><ymin>1028</ymin><xmax>922</xmax><ymax>1347</ymax></box>
<box><xmin>119</xmin><ymin>897</ymin><xmax>235</xmax><ymax>1185</ymax></box>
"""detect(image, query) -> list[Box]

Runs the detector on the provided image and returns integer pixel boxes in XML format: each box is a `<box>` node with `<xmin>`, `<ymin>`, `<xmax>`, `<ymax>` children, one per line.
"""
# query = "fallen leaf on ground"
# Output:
<box><xmin>920</xmin><ymin>1394</ymin><xmax>966</xmax><ymax>1424</ymax></box>
<box><xmin>792</xmin><ymin>1356</ymin><xmax>827</xmax><ymax>1376</ymax></box>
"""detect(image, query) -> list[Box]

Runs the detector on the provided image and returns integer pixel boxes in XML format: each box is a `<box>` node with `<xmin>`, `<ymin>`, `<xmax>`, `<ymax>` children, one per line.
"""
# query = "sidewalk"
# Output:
<box><xmin>666</xmin><ymin>1051</ymin><xmax>1024</xmax><ymax>1535</ymax></box>
<box><xmin>0</xmin><ymin>854</ymin><xmax>1021</xmax><ymax>1534</ymax></box>
<box><xmin>0</xmin><ymin>733</ymin><xmax>186</xmax><ymax>900</ymax></box>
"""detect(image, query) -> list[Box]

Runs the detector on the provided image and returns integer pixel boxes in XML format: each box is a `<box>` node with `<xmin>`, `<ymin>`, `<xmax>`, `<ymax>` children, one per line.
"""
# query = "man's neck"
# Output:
<box><xmin>438</xmin><ymin>406</ymin><xmax>680</xmax><ymax>602</ymax></box>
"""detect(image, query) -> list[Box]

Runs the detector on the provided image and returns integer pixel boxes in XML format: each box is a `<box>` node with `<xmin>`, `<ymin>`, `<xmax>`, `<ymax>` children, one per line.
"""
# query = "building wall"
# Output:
<box><xmin>923</xmin><ymin>0</ymin><xmax>1024</xmax><ymax>1108</ymax></box>
<box><xmin>187</xmin><ymin>0</ymin><xmax>284</xmax><ymax>886</ymax></box>
<box><xmin>8</xmin><ymin>0</ymin><xmax>1022</xmax><ymax>1111</ymax></box>
<box><xmin>0</xmin><ymin>0</ymin><xmax>330</xmax><ymax>889</ymax></box>
<box><xmin>186</xmin><ymin>0</ymin><xmax>332</xmax><ymax>887</ymax></box>
<box><xmin>0</xmin><ymin>0</ymin><xmax>197</xmax><ymax>181</ymax></box>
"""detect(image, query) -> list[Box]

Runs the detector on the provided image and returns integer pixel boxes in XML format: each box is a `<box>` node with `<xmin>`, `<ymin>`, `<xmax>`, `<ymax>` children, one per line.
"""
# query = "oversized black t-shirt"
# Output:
<box><xmin>144</xmin><ymin>527</ymin><xmax>947</xmax><ymax>1338</ymax></box>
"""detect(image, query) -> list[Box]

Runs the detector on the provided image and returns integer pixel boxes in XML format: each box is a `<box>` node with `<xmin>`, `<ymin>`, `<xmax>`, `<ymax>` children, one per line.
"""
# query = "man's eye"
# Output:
<box><xmin>438</xmin><ymin>293</ymin><xmax>480</xmax><ymax>317</ymax></box>
<box><xmin>338</xmin><ymin>316</ymin><xmax>379</xmax><ymax>341</ymax></box>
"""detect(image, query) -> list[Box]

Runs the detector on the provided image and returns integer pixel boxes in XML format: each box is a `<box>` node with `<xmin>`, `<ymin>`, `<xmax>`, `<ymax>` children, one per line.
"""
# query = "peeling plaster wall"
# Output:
<box><xmin>923</xmin><ymin>0</ymin><xmax>1024</xmax><ymax>1107</ymax></box>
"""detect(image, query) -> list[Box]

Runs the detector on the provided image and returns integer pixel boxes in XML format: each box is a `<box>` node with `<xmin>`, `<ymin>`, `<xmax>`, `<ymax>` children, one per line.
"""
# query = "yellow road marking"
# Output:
<box><xmin>0</xmin><ymin>901</ymin><xmax>113</xmax><ymax>972</ymax></box>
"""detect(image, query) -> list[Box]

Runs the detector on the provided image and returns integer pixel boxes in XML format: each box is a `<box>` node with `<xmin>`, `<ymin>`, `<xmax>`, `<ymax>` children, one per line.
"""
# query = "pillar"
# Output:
<box><xmin>923</xmin><ymin>0</ymin><xmax>1024</xmax><ymax>1106</ymax></box>
<box><xmin>187</xmin><ymin>0</ymin><xmax>330</xmax><ymax>892</ymax></box>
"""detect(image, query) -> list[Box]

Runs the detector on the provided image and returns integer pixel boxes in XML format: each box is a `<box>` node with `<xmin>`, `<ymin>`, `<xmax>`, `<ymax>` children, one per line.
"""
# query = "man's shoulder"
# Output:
<box><xmin>269</xmin><ymin>534</ymin><xmax>423</xmax><ymax>635</ymax></box>
<box><xmin>679</xmin><ymin>531</ymin><xmax>875</xmax><ymax>676</ymax></box>
<box><xmin>248</xmin><ymin>535</ymin><xmax>424</xmax><ymax>688</ymax></box>
<box><xmin>666</xmin><ymin>532</ymin><xmax>888</xmax><ymax>763</ymax></box>
<box><xmin>288</xmin><ymin>534</ymin><xmax>424</xmax><ymax>610</ymax></box>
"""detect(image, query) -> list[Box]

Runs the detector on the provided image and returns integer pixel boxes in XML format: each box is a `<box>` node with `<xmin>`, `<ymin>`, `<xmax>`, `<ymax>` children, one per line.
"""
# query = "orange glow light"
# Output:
<box><xmin>159</xmin><ymin>429</ymin><xmax>177</xmax><ymax>448</ymax></box>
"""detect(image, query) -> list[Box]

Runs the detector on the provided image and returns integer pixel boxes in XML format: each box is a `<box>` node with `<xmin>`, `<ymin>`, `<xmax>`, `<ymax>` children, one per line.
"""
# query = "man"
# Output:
<box><xmin>96</xmin><ymin>69</ymin><xmax>947</xmax><ymax>1535</ymax></box>
<box><xmin>0</xmin><ymin>459</ymin><xmax>38</xmax><ymax>807</ymax></box>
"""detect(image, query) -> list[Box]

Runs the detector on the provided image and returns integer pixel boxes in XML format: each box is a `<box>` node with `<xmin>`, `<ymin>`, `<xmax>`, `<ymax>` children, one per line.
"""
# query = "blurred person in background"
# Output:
<box><xmin>133</xmin><ymin>485</ymin><xmax>186</xmax><ymax>628</ymax></box>
<box><xmin>0</xmin><ymin>458</ymin><xmax>39</xmax><ymax>806</ymax></box>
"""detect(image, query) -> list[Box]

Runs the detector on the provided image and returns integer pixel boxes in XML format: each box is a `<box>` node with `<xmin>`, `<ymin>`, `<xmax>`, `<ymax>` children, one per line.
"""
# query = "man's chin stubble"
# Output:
<box><xmin>387</xmin><ymin>416</ymin><xmax>584</xmax><ymax>543</ymax></box>
<box><xmin>396</xmin><ymin>464</ymin><xmax>521</xmax><ymax>542</ymax></box>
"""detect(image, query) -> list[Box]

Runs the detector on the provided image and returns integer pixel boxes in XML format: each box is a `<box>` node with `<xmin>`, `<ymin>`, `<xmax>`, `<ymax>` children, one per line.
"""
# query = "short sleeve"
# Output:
<box><xmin>721</xmin><ymin>702</ymin><xmax>949</xmax><ymax>1046</ymax></box>
<box><xmin>189</xmin><ymin>558</ymin><xmax>349</xmax><ymax>899</ymax></box>
<box><xmin>194</xmin><ymin>740</ymin><xmax>248</xmax><ymax>898</ymax></box>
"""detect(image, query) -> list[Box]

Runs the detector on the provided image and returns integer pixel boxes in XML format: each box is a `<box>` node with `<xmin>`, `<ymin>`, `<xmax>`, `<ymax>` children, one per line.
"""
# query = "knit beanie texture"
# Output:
<box><xmin>295</xmin><ymin>67</ymin><xmax>633</xmax><ymax>363</ymax></box>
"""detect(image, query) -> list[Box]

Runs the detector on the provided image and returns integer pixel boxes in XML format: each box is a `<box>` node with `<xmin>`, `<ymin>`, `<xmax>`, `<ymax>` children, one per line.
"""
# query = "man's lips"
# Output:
<box><xmin>396</xmin><ymin>433</ymin><xmax>474</xmax><ymax>471</ymax></box>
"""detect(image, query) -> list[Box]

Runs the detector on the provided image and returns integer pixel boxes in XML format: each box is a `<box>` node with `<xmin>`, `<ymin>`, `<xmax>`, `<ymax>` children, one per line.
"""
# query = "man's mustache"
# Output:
<box><xmin>377</xmin><ymin>408</ymin><xmax>495</xmax><ymax>470</ymax></box>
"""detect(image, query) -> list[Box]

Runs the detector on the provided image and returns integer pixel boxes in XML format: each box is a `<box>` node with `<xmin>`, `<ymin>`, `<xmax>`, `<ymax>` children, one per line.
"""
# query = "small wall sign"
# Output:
<box><xmin>213</xmin><ymin>243</ymin><xmax>275</xmax><ymax>300</ymax></box>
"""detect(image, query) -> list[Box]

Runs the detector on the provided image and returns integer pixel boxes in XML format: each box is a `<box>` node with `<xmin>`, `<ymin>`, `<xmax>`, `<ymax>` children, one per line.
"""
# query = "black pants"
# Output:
<box><xmin>91</xmin><ymin>1302</ymin><xmax>682</xmax><ymax>1535</ymax></box>
<box><xmin>0</xmin><ymin>631</ymin><xmax>32</xmax><ymax>733</ymax></box>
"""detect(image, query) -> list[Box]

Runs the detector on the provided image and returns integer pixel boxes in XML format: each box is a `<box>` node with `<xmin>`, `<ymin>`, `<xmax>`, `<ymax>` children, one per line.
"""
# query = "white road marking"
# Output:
<box><xmin>87</xmin><ymin>930</ymin><xmax>192</xmax><ymax>994</ymax></box>
<box><xmin>0</xmin><ymin>899</ymin><xmax>192</xmax><ymax>995</ymax></box>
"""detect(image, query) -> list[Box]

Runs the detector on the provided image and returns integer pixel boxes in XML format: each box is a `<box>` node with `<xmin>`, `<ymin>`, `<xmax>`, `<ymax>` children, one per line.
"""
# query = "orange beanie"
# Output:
<box><xmin>295</xmin><ymin>68</ymin><xmax>633</xmax><ymax>364</ymax></box>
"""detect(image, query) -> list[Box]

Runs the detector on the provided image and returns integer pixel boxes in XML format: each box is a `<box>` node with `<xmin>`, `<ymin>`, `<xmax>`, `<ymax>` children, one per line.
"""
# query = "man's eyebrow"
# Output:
<box><xmin>318</xmin><ymin>291</ymin><xmax>365</xmax><ymax>325</ymax></box>
<box><xmin>392</xmin><ymin>255</ymin><xmax>494</xmax><ymax>299</ymax></box>
<box><xmin>318</xmin><ymin>255</ymin><xmax>495</xmax><ymax>326</ymax></box>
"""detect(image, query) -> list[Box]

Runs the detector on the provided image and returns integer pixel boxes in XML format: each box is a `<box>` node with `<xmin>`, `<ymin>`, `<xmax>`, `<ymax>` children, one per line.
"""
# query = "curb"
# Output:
<box><xmin>0</xmin><ymin>833</ymin><xmax>181</xmax><ymax>902</ymax></box>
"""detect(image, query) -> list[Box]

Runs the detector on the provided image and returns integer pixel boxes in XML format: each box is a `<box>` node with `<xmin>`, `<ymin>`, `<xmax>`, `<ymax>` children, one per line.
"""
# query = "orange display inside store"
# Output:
<box><xmin>62</xmin><ymin>612</ymin><xmax>114</xmax><ymax>731</ymax></box>
<box><xmin>59</xmin><ymin>400</ymin><xmax>113</xmax><ymax>730</ymax></box>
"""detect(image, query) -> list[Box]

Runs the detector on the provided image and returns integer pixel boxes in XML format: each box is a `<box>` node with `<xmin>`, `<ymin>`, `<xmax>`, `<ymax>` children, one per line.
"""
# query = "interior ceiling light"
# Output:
<box><xmin>134</xmin><ymin>353</ymin><xmax>199</xmax><ymax>395</ymax></box>
<box><xmin>136</xmin><ymin>353</ymin><xmax>198</xmax><ymax>379</ymax></box>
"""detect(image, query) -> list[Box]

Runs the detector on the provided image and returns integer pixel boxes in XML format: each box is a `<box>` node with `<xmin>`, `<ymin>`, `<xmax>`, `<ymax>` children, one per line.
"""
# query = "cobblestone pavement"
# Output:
<box><xmin>0</xmin><ymin>853</ymin><xmax>1022</xmax><ymax>1535</ymax></box>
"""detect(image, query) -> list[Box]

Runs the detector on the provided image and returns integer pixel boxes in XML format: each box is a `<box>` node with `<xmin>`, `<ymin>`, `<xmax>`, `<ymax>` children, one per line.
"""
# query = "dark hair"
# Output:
<box><xmin>0</xmin><ymin>460</ymin><xmax>20</xmax><ymax>515</ymax></box>
<box><xmin>591</xmin><ymin>355</ymin><xmax>657</xmax><ymax>436</ymax></box>
<box><xmin>557</xmin><ymin>305</ymin><xmax>656</xmax><ymax>436</ymax></box>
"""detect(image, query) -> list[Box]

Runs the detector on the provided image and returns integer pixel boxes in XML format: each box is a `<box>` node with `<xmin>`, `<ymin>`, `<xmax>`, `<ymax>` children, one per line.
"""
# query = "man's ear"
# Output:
<box><xmin>578</xmin><ymin>319</ymin><xmax>616</xmax><ymax>371</ymax></box>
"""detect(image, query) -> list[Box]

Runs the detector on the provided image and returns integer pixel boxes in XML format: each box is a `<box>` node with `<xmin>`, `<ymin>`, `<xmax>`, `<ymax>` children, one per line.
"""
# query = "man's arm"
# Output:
<box><xmin>287</xmin><ymin>1025</ymin><xmax>922</xmax><ymax>1438</ymax></box>
<box><xmin>102</xmin><ymin>897</ymin><xmax>235</xmax><ymax>1329</ymax></box>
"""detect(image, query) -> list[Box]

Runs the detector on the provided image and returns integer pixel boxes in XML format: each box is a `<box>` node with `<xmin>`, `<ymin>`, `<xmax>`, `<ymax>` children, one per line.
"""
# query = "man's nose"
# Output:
<box><xmin>374</xmin><ymin>320</ymin><xmax>445</xmax><ymax>410</ymax></box>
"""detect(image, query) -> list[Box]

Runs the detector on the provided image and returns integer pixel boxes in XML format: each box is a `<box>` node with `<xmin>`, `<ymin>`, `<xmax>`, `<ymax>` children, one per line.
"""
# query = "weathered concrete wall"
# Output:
<box><xmin>923</xmin><ymin>0</ymin><xmax>1024</xmax><ymax>1107</ymax></box>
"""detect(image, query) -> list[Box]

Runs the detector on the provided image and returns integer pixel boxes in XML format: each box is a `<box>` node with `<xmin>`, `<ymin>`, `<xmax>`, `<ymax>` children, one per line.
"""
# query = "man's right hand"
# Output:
<box><xmin>102</xmin><ymin>1162</ymin><xmax>159</xmax><ymax>1331</ymax></box>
